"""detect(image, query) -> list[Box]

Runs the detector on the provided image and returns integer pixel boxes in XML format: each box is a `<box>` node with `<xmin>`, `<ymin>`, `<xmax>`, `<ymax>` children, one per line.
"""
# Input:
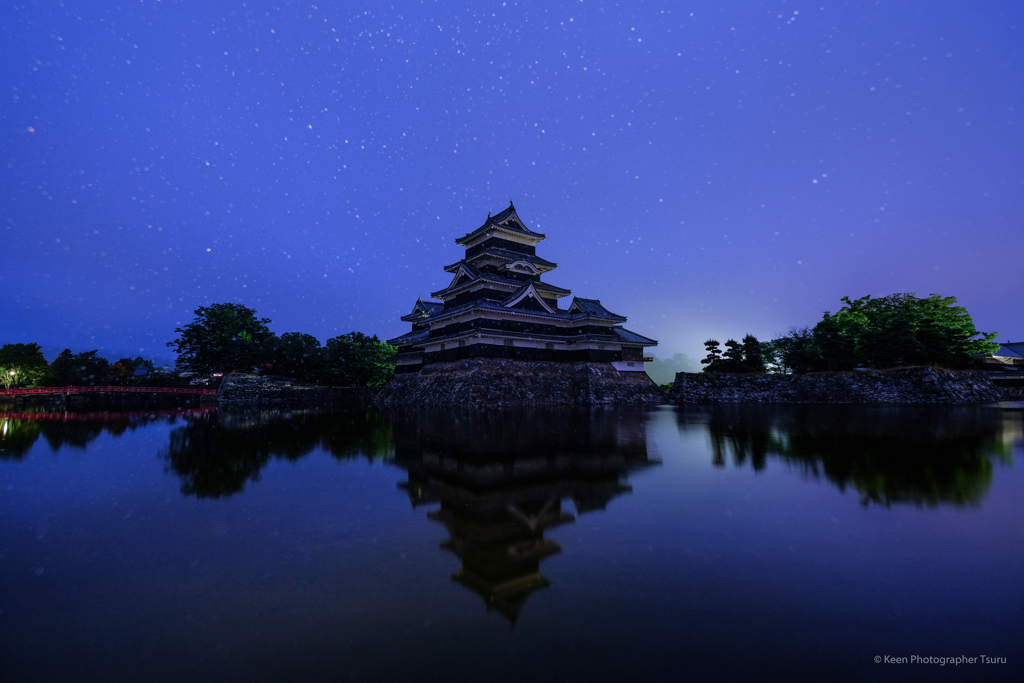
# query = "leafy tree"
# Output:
<box><xmin>73</xmin><ymin>351</ymin><xmax>111</xmax><ymax>386</ymax></box>
<box><xmin>271</xmin><ymin>332</ymin><xmax>325</xmax><ymax>382</ymax></box>
<box><xmin>358</xmin><ymin>338</ymin><xmax>399</xmax><ymax>387</ymax></box>
<box><xmin>45</xmin><ymin>349</ymin><xmax>79</xmax><ymax>386</ymax></box>
<box><xmin>0</xmin><ymin>343</ymin><xmax>48</xmax><ymax>389</ymax></box>
<box><xmin>741</xmin><ymin>335</ymin><xmax>767</xmax><ymax>373</ymax></box>
<box><xmin>700</xmin><ymin>340</ymin><xmax>722</xmax><ymax>373</ymax></box>
<box><xmin>109</xmin><ymin>358</ymin><xmax>136</xmax><ymax>383</ymax></box>
<box><xmin>324</xmin><ymin>332</ymin><xmax>397</xmax><ymax>386</ymax></box>
<box><xmin>829</xmin><ymin>293</ymin><xmax>997</xmax><ymax>369</ymax></box>
<box><xmin>721</xmin><ymin>339</ymin><xmax>744</xmax><ymax>372</ymax></box>
<box><xmin>167</xmin><ymin>303</ymin><xmax>275</xmax><ymax>374</ymax></box>
<box><xmin>764</xmin><ymin>293</ymin><xmax>997</xmax><ymax>373</ymax></box>
<box><xmin>43</xmin><ymin>350</ymin><xmax>111</xmax><ymax>386</ymax></box>
<box><xmin>811</xmin><ymin>316</ymin><xmax>856</xmax><ymax>371</ymax></box>
<box><xmin>771</xmin><ymin>327</ymin><xmax>821</xmax><ymax>374</ymax></box>
<box><xmin>761</xmin><ymin>339</ymin><xmax>789</xmax><ymax>374</ymax></box>
<box><xmin>701</xmin><ymin>336</ymin><xmax>767</xmax><ymax>374</ymax></box>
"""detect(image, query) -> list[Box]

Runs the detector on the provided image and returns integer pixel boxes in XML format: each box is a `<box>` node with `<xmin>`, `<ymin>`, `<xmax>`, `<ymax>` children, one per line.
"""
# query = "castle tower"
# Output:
<box><xmin>388</xmin><ymin>202</ymin><xmax>657</xmax><ymax>373</ymax></box>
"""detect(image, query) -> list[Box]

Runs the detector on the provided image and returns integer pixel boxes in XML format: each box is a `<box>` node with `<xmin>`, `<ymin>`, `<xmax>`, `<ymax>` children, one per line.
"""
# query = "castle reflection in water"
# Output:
<box><xmin>2</xmin><ymin>401</ymin><xmax>1016</xmax><ymax>624</ymax></box>
<box><xmin>388</xmin><ymin>408</ymin><xmax>658</xmax><ymax>623</ymax></box>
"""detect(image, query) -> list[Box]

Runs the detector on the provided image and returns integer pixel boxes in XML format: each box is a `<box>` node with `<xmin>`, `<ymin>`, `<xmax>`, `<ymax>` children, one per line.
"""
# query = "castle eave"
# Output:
<box><xmin>431</xmin><ymin>274</ymin><xmax>571</xmax><ymax>301</ymax></box>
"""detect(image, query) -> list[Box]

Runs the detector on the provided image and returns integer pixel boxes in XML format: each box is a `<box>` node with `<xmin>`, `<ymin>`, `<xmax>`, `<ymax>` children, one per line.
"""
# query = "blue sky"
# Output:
<box><xmin>3</xmin><ymin>0</ymin><xmax>1022</xmax><ymax>364</ymax></box>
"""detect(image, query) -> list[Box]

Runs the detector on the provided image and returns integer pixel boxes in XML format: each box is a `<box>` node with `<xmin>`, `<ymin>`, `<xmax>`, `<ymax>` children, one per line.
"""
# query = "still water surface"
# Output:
<box><xmin>1</xmin><ymin>404</ymin><xmax>1022</xmax><ymax>682</ymax></box>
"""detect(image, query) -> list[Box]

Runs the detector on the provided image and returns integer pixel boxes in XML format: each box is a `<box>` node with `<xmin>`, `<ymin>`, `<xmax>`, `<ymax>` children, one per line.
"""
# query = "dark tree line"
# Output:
<box><xmin>2</xmin><ymin>303</ymin><xmax>396</xmax><ymax>390</ymax></box>
<box><xmin>700</xmin><ymin>335</ymin><xmax>766</xmax><ymax>373</ymax></box>
<box><xmin>0</xmin><ymin>342</ymin><xmax>167</xmax><ymax>389</ymax></box>
<box><xmin>167</xmin><ymin>303</ymin><xmax>396</xmax><ymax>386</ymax></box>
<box><xmin>701</xmin><ymin>293</ymin><xmax>998</xmax><ymax>374</ymax></box>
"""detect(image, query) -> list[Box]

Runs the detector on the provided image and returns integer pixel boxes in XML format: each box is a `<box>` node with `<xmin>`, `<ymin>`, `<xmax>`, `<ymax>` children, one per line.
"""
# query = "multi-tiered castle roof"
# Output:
<box><xmin>388</xmin><ymin>202</ymin><xmax>657</xmax><ymax>373</ymax></box>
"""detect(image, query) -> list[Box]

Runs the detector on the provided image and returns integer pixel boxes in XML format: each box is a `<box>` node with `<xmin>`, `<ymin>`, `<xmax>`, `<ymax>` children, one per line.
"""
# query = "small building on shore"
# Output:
<box><xmin>388</xmin><ymin>202</ymin><xmax>657</xmax><ymax>374</ymax></box>
<box><xmin>978</xmin><ymin>342</ymin><xmax>1024</xmax><ymax>372</ymax></box>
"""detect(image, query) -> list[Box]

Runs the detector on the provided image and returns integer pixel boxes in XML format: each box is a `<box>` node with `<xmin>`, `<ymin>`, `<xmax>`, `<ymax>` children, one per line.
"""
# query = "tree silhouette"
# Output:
<box><xmin>700</xmin><ymin>339</ymin><xmax>722</xmax><ymax>373</ymax></box>
<box><xmin>168</xmin><ymin>303</ymin><xmax>275</xmax><ymax>374</ymax></box>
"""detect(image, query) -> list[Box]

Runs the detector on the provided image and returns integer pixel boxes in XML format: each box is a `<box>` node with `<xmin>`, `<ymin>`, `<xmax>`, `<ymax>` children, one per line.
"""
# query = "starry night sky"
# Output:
<box><xmin>3</xmin><ymin>0</ymin><xmax>1022</xmax><ymax>365</ymax></box>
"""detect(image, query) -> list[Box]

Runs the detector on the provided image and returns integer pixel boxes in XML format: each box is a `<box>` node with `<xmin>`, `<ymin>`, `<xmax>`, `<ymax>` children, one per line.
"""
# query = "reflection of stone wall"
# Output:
<box><xmin>218</xmin><ymin>374</ymin><xmax>379</xmax><ymax>407</ymax></box>
<box><xmin>377</xmin><ymin>359</ymin><xmax>664</xmax><ymax>406</ymax></box>
<box><xmin>389</xmin><ymin>406</ymin><xmax>652</xmax><ymax>465</ymax></box>
<box><xmin>669</xmin><ymin>367</ymin><xmax>1004</xmax><ymax>404</ymax></box>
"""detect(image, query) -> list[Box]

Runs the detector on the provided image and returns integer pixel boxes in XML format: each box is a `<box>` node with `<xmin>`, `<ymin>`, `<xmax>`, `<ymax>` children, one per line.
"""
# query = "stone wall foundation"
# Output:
<box><xmin>218</xmin><ymin>374</ymin><xmax>379</xmax><ymax>407</ymax></box>
<box><xmin>375</xmin><ymin>359</ymin><xmax>664</xmax><ymax>406</ymax></box>
<box><xmin>668</xmin><ymin>367</ymin><xmax>1005</xmax><ymax>404</ymax></box>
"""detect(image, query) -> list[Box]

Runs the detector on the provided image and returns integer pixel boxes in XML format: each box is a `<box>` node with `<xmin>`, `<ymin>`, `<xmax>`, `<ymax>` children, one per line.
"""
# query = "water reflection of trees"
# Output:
<box><xmin>161</xmin><ymin>409</ymin><xmax>393</xmax><ymax>498</ymax></box>
<box><xmin>0</xmin><ymin>407</ymin><xmax>396</xmax><ymax>498</ymax></box>
<box><xmin>0</xmin><ymin>408</ymin><xmax>204</xmax><ymax>460</ymax></box>
<box><xmin>0</xmin><ymin>418</ymin><xmax>41</xmax><ymax>460</ymax></box>
<box><xmin>679</xmin><ymin>405</ymin><xmax>1014</xmax><ymax>507</ymax></box>
<box><xmin>387</xmin><ymin>407</ymin><xmax>657</xmax><ymax>623</ymax></box>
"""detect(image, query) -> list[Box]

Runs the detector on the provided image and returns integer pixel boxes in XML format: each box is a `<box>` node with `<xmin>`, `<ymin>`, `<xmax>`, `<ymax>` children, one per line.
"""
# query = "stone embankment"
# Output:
<box><xmin>989</xmin><ymin>377</ymin><xmax>1024</xmax><ymax>401</ymax></box>
<box><xmin>1003</xmin><ymin>386</ymin><xmax>1024</xmax><ymax>400</ymax></box>
<box><xmin>218</xmin><ymin>374</ymin><xmax>379</xmax><ymax>407</ymax></box>
<box><xmin>375</xmin><ymin>359</ymin><xmax>664</xmax><ymax>406</ymax></box>
<box><xmin>668</xmin><ymin>366</ymin><xmax>1004</xmax><ymax>404</ymax></box>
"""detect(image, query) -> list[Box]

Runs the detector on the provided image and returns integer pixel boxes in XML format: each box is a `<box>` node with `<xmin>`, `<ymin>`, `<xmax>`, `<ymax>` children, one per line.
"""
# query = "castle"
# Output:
<box><xmin>388</xmin><ymin>202</ymin><xmax>657</xmax><ymax>373</ymax></box>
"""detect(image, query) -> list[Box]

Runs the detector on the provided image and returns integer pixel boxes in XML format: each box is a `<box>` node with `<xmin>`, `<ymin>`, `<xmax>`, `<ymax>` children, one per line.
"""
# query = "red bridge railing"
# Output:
<box><xmin>0</xmin><ymin>386</ymin><xmax>217</xmax><ymax>396</ymax></box>
<box><xmin>0</xmin><ymin>408</ymin><xmax>216</xmax><ymax>421</ymax></box>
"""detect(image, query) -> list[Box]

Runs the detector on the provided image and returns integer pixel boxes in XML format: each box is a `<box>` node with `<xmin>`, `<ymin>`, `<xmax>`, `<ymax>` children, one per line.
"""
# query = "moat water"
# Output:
<box><xmin>1</xmin><ymin>403</ymin><xmax>1022</xmax><ymax>682</ymax></box>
